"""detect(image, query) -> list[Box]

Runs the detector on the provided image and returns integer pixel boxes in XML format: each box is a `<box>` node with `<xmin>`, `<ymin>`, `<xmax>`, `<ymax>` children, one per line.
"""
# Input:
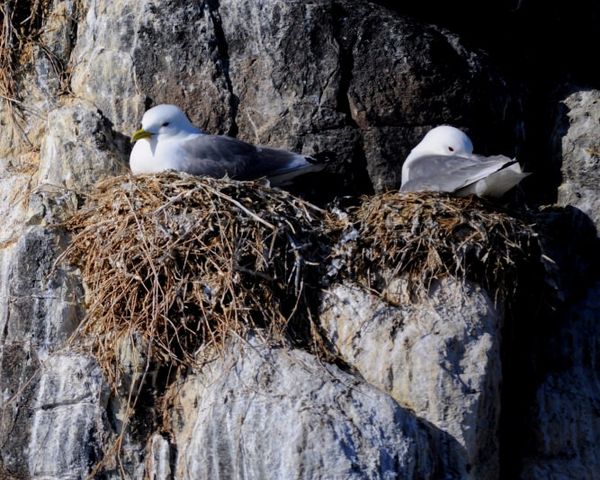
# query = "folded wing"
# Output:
<box><xmin>401</xmin><ymin>154</ymin><xmax>518</xmax><ymax>194</ymax></box>
<box><xmin>179</xmin><ymin>135</ymin><xmax>323</xmax><ymax>185</ymax></box>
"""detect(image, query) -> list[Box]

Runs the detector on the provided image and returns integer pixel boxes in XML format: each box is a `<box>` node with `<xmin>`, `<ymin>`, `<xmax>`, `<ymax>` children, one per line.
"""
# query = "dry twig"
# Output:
<box><xmin>62</xmin><ymin>173</ymin><xmax>330</xmax><ymax>388</ymax></box>
<box><xmin>328</xmin><ymin>191</ymin><xmax>539</xmax><ymax>303</ymax></box>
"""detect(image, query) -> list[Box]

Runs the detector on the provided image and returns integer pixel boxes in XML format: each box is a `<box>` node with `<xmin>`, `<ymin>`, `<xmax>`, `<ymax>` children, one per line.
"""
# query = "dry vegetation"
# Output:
<box><xmin>62</xmin><ymin>173</ymin><xmax>331</xmax><ymax>387</ymax></box>
<box><xmin>61</xmin><ymin>175</ymin><xmax>542</xmax><ymax>474</ymax></box>
<box><xmin>0</xmin><ymin>0</ymin><xmax>51</xmax><ymax>105</ymax></box>
<box><xmin>62</xmin><ymin>174</ymin><xmax>540</xmax><ymax>390</ymax></box>
<box><xmin>329</xmin><ymin>191</ymin><xmax>539</xmax><ymax>302</ymax></box>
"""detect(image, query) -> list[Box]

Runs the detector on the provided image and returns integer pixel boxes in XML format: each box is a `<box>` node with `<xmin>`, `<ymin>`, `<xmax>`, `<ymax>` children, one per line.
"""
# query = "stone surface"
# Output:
<box><xmin>0</xmin><ymin>165</ymin><xmax>35</xmax><ymax>247</ymax></box>
<box><xmin>66</xmin><ymin>0</ymin><xmax>520</xmax><ymax>197</ymax></box>
<box><xmin>38</xmin><ymin>101</ymin><xmax>128</xmax><ymax>192</ymax></box>
<box><xmin>509</xmin><ymin>204</ymin><xmax>600</xmax><ymax>479</ymax></box>
<box><xmin>0</xmin><ymin>0</ymin><xmax>599</xmax><ymax>478</ymax></box>
<box><xmin>554</xmin><ymin>88</ymin><xmax>600</xmax><ymax>230</ymax></box>
<box><xmin>0</xmin><ymin>226</ymin><xmax>92</xmax><ymax>478</ymax></box>
<box><xmin>26</xmin><ymin>354</ymin><xmax>108</xmax><ymax>479</ymax></box>
<box><xmin>0</xmin><ymin>0</ymin><xmax>79</xmax><ymax>246</ymax></box>
<box><xmin>0</xmin><ymin>352</ymin><xmax>109</xmax><ymax>480</ymax></box>
<box><xmin>146</xmin><ymin>433</ymin><xmax>172</xmax><ymax>480</ymax></box>
<box><xmin>320</xmin><ymin>278</ymin><xmax>502</xmax><ymax>480</ymax></box>
<box><xmin>168</xmin><ymin>339</ymin><xmax>438</xmax><ymax>480</ymax></box>
<box><xmin>70</xmin><ymin>0</ymin><xmax>233</xmax><ymax>135</ymax></box>
<box><xmin>0</xmin><ymin>227</ymin><xmax>83</xmax><ymax>349</ymax></box>
<box><xmin>519</xmin><ymin>280</ymin><xmax>600</xmax><ymax>479</ymax></box>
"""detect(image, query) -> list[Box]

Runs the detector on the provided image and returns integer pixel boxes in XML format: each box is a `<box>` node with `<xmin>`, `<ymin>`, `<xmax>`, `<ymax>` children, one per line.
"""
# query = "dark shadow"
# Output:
<box><xmin>369</xmin><ymin>1</ymin><xmax>600</xmax><ymax>207</ymax></box>
<box><xmin>415</xmin><ymin>415</ymin><xmax>472</xmax><ymax>479</ymax></box>
<box><xmin>499</xmin><ymin>205</ymin><xmax>600</xmax><ymax>477</ymax></box>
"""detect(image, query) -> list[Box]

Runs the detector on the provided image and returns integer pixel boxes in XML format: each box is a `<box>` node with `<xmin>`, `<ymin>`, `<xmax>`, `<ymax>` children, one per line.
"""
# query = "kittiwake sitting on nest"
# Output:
<box><xmin>400</xmin><ymin>125</ymin><xmax>530</xmax><ymax>198</ymax></box>
<box><xmin>130</xmin><ymin>104</ymin><xmax>327</xmax><ymax>186</ymax></box>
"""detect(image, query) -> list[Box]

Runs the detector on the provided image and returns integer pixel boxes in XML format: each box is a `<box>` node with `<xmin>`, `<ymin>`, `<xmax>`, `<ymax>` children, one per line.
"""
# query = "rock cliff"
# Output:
<box><xmin>0</xmin><ymin>1</ymin><xmax>598</xmax><ymax>479</ymax></box>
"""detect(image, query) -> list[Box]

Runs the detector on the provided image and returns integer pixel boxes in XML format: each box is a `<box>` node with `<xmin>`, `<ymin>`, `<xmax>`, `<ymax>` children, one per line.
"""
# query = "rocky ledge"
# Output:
<box><xmin>1</xmin><ymin>1</ymin><xmax>599</xmax><ymax>479</ymax></box>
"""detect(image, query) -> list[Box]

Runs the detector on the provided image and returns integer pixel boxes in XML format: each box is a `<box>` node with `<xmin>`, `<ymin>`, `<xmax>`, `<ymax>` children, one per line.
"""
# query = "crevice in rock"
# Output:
<box><xmin>204</xmin><ymin>0</ymin><xmax>239</xmax><ymax>137</ymax></box>
<box><xmin>328</xmin><ymin>2</ymin><xmax>373</xmax><ymax>196</ymax></box>
<box><xmin>57</xmin><ymin>0</ymin><xmax>83</xmax><ymax>96</ymax></box>
<box><xmin>168</xmin><ymin>434</ymin><xmax>178</xmax><ymax>479</ymax></box>
<box><xmin>37</xmin><ymin>394</ymin><xmax>94</xmax><ymax>410</ymax></box>
<box><xmin>330</xmin><ymin>2</ymin><xmax>358</xmax><ymax>130</ymax></box>
<box><xmin>498</xmin><ymin>293</ymin><xmax>547</xmax><ymax>479</ymax></box>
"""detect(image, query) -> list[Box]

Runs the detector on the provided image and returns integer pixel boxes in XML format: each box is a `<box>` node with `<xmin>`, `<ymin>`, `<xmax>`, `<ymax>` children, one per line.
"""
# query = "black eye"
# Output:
<box><xmin>162</xmin><ymin>122</ymin><xmax>170</xmax><ymax>127</ymax></box>
<box><xmin>448</xmin><ymin>146</ymin><xmax>454</xmax><ymax>152</ymax></box>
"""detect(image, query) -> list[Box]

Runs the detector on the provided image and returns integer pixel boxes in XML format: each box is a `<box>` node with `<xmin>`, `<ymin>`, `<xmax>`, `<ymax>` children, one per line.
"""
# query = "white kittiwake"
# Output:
<box><xmin>400</xmin><ymin>125</ymin><xmax>530</xmax><ymax>198</ymax></box>
<box><xmin>130</xmin><ymin>104</ymin><xmax>327</xmax><ymax>185</ymax></box>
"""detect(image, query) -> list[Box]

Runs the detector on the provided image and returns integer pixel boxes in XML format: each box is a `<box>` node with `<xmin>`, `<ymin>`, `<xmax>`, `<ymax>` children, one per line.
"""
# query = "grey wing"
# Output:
<box><xmin>401</xmin><ymin>154</ymin><xmax>515</xmax><ymax>193</ymax></box>
<box><xmin>179</xmin><ymin>135</ymin><xmax>312</xmax><ymax>180</ymax></box>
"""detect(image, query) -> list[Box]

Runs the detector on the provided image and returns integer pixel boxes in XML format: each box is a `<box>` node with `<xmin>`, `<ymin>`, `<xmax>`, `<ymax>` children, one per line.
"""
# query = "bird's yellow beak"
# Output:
<box><xmin>131</xmin><ymin>128</ymin><xmax>153</xmax><ymax>142</ymax></box>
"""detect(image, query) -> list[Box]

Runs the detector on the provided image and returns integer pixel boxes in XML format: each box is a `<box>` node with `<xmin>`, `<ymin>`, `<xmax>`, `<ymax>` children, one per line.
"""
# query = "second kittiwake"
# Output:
<box><xmin>130</xmin><ymin>104</ymin><xmax>327</xmax><ymax>186</ymax></box>
<box><xmin>400</xmin><ymin>125</ymin><xmax>530</xmax><ymax>198</ymax></box>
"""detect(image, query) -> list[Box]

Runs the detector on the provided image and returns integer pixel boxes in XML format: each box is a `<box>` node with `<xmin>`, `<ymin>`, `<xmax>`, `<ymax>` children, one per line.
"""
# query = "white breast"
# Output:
<box><xmin>130</xmin><ymin>140</ymin><xmax>165</xmax><ymax>174</ymax></box>
<box><xmin>129</xmin><ymin>134</ymin><xmax>204</xmax><ymax>174</ymax></box>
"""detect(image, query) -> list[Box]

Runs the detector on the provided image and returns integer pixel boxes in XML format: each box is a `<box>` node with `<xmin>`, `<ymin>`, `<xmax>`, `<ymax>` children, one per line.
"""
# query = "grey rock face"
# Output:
<box><xmin>70</xmin><ymin>0</ymin><xmax>234</xmax><ymax>135</ymax></box>
<box><xmin>0</xmin><ymin>227</ymin><xmax>83</xmax><ymax>349</ymax></box>
<box><xmin>219</xmin><ymin>1</ymin><xmax>346</xmax><ymax>143</ymax></box>
<box><xmin>25</xmin><ymin>354</ymin><xmax>108</xmax><ymax>479</ymax></box>
<box><xmin>169</xmin><ymin>339</ymin><xmax>437</xmax><ymax>480</ymax></box>
<box><xmin>38</xmin><ymin>101</ymin><xmax>128</xmax><ymax>193</ymax></box>
<box><xmin>66</xmin><ymin>0</ymin><xmax>520</xmax><ymax>196</ymax></box>
<box><xmin>519</xmin><ymin>280</ymin><xmax>600</xmax><ymax>479</ymax></box>
<box><xmin>0</xmin><ymin>226</ymin><xmax>97</xmax><ymax>478</ymax></box>
<box><xmin>555</xmin><ymin>88</ymin><xmax>600</xmax><ymax>230</ymax></box>
<box><xmin>321</xmin><ymin>279</ymin><xmax>502</xmax><ymax>480</ymax></box>
<box><xmin>70</xmin><ymin>0</ymin><xmax>147</xmax><ymax>133</ymax></box>
<box><xmin>0</xmin><ymin>353</ymin><xmax>108</xmax><ymax>480</ymax></box>
<box><xmin>0</xmin><ymin>164</ymin><xmax>33</xmax><ymax>247</ymax></box>
<box><xmin>1</xmin><ymin>0</ymin><xmax>597</xmax><ymax>478</ymax></box>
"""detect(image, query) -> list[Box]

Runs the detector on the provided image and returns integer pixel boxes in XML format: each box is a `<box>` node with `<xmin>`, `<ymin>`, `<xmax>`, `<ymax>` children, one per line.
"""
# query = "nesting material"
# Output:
<box><xmin>64</xmin><ymin>176</ymin><xmax>539</xmax><ymax>385</ymax></box>
<box><xmin>330</xmin><ymin>191</ymin><xmax>539</xmax><ymax>302</ymax></box>
<box><xmin>0</xmin><ymin>0</ymin><xmax>52</xmax><ymax>103</ymax></box>
<box><xmin>63</xmin><ymin>173</ymin><xmax>329</xmax><ymax>385</ymax></box>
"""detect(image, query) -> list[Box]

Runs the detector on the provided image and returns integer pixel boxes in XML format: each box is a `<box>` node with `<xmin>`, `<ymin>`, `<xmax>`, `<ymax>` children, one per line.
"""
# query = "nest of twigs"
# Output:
<box><xmin>63</xmin><ymin>173</ymin><xmax>330</xmax><ymax>386</ymax></box>
<box><xmin>329</xmin><ymin>191</ymin><xmax>539</xmax><ymax>302</ymax></box>
<box><xmin>63</xmin><ymin>176</ymin><xmax>540</xmax><ymax>385</ymax></box>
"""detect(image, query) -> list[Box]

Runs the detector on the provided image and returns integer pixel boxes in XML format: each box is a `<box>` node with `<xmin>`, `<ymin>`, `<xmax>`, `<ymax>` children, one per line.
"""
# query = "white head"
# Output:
<box><xmin>412</xmin><ymin>125</ymin><xmax>474</xmax><ymax>157</ymax></box>
<box><xmin>132</xmin><ymin>104</ymin><xmax>201</xmax><ymax>142</ymax></box>
<box><xmin>402</xmin><ymin>125</ymin><xmax>474</xmax><ymax>185</ymax></box>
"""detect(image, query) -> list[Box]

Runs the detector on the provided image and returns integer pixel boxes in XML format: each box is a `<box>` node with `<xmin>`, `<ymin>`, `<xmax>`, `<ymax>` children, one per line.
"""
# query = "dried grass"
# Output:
<box><xmin>62</xmin><ymin>175</ymin><xmax>540</xmax><ymax>391</ymax></box>
<box><xmin>60</xmin><ymin>176</ymin><xmax>542</xmax><ymax>475</ymax></box>
<box><xmin>329</xmin><ymin>191</ymin><xmax>539</xmax><ymax>303</ymax></box>
<box><xmin>62</xmin><ymin>173</ymin><xmax>331</xmax><ymax>387</ymax></box>
<box><xmin>0</xmin><ymin>0</ymin><xmax>51</xmax><ymax>105</ymax></box>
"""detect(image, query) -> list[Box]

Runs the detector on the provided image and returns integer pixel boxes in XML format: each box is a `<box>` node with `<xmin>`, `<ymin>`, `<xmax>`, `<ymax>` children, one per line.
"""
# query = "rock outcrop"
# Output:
<box><xmin>554</xmin><ymin>88</ymin><xmax>600</xmax><ymax>231</ymax></box>
<box><xmin>321</xmin><ymin>279</ymin><xmax>502</xmax><ymax>479</ymax></box>
<box><xmin>67</xmin><ymin>0</ymin><xmax>520</xmax><ymax>196</ymax></box>
<box><xmin>0</xmin><ymin>0</ymin><xmax>598</xmax><ymax>479</ymax></box>
<box><xmin>519</xmin><ymin>280</ymin><xmax>600</xmax><ymax>479</ymax></box>
<box><xmin>168</xmin><ymin>339</ymin><xmax>437</xmax><ymax>480</ymax></box>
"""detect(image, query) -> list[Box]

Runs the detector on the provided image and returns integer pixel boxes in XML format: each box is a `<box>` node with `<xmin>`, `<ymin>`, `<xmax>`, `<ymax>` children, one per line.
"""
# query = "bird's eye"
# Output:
<box><xmin>448</xmin><ymin>146</ymin><xmax>455</xmax><ymax>152</ymax></box>
<box><xmin>162</xmin><ymin>122</ymin><xmax>170</xmax><ymax>127</ymax></box>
